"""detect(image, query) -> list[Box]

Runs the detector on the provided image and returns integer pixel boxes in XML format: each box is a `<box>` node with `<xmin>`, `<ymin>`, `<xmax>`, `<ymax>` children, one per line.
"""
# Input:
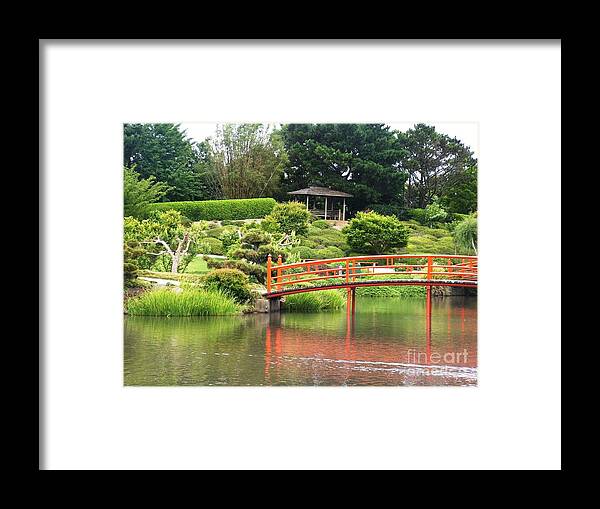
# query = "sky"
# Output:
<box><xmin>179</xmin><ymin>122</ymin><xmax>479</xmax><ymax>158</ymax></box>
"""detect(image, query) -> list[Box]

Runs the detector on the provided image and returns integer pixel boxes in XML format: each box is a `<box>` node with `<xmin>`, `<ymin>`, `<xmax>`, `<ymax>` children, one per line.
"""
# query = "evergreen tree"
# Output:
<box><xmin>280</xmin><ymin>124</ymin><xmax>408</xmax><ymax>213</ymax></box>
<box><xmin>398</xmin><ymin>124</ymin><xmax>477</xmax><ymax>209</ymax></box>
<box><xmin>123</xmin><ymin>123</ymin><xmax>212</xmax><ymax>201</ymax></box>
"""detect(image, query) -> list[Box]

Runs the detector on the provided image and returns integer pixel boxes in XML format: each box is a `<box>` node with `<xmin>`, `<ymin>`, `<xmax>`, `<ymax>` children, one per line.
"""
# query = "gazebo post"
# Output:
<box><xmin>287</xmin><ymin>186</ymin><xmax>352</xmax><ymax>220</ymax></box>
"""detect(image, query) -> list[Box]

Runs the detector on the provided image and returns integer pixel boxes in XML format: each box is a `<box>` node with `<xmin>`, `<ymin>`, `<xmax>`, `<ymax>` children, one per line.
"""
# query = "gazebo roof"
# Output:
<box><xmin>287</xmin><ymin>186</ymin><xmax>353</xmax><ymax>198</ymax></box>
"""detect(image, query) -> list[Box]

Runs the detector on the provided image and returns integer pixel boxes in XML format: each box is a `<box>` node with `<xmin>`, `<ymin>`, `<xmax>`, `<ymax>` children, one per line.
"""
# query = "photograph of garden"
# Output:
<box><xmin>41</xmin><ymin>38</ymin><xmax>561</xmax><ymax>470</ymax></box>
<box><xmin>123</xmin><ymin>122</ymin><xmax>478</xmax><ymax>386</ymax></box>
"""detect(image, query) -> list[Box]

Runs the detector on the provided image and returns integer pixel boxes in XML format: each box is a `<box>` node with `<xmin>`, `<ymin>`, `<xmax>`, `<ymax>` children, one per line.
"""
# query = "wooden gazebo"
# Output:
<box><xmin>287</xmin><ymin>186</ymin><xmax>353</xmax><ymax>221</ymax></box>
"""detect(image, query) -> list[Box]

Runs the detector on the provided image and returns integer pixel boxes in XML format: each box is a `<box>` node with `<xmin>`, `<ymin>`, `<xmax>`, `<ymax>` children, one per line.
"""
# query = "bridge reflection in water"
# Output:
<box><xmin>124</xmin><ymin>295</ymin><xmax>476</xmax><ymax>386</ymax></box>
<box><xmin>263</xmin><ymin>296</ymin><xmax>477</xmax><ymax>386</ymax></box>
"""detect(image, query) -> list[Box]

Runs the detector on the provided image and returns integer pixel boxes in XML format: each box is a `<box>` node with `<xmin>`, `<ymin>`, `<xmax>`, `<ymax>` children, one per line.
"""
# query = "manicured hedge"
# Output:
<box><xmin>147</xmin><ymin>198</ymin><xmax>276</xmax><ymax>221</ymax></box>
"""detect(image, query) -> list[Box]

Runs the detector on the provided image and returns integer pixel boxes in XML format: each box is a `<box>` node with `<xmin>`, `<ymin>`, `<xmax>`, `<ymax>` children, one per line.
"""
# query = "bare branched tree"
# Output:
<box><xmin>143</xmin><ymin>232</ymin><xmax>192</xmax><ymax>273</ymax></box>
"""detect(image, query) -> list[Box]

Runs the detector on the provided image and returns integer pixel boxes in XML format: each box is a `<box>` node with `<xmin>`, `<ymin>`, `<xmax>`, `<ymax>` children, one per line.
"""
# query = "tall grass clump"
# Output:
<box><xmin>126</xmin><ymin>287</ymin><xmax>242</xmax><ymax>316</ymax></box>
<box><xmin>453</xmin><ymin>214</ymin><xmax>478</xmax><ymax>255</ymax></box>
<box><xmin>283</xmin><ymin>290</ymin><xmax>345</xmax><ymax>312</ymax></box>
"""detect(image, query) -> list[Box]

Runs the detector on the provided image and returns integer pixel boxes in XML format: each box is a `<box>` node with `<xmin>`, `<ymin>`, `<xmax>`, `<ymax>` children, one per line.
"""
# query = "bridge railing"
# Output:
<box><xmin>266</xmin><ymin>254</ymin><xmax>477</xmax><ymax>293</ymax></box>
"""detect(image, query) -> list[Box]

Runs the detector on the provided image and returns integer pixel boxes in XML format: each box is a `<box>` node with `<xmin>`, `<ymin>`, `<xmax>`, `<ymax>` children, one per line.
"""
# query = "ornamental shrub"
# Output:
<box><xmin>203</xmin><ymin>226</ymin><xmax>240</xmax><ymax>251</ymax></box>
<box><xmin>306</xmin><ymin>227</ymin><xmax>348</xmax><ymax>249</ymax></box>
<box><xmin>311</xmin><ymin>219</ymin><xmax>331</xmax><ymax>229</ymax></box>
<box><xmin>198</xmin><ymin>237</ymin><xmax>224</xmax><ymax>255</ymax></box>
<box><xmin>241</xmin><ymin>229</ymin><xmax>272</xmax><ymax>249</ymax></box>
<box><xmin>262</xmin><ymin>201</ymin><xmax>311</xmax><ymax>236</ymax></box>
<box><xmin>203</xmin><ymin>268</ymin><xmax>254</xmax><ymax>303</ymax></box>
<box><xmin>227</xmin><ymin>246</ymin><xmax>260</xmax><ymax>263</ymax></box>
<box><xmin>146</xmin><ymin>198</ymin><xmax>276</xmax><ymax>221</ymax></box>
<box><xmin>204</xmin><ymin>257</ymin><xmax>267</xmax><ymax>284</ymax></box>
<box><xmin>124</xmin><ymin>240</ymin><xmax>145</xmax><ymax>287</ymax></box>
<box><xmin>314</xmin><ymin>246</ymin><xmax>345</xmax><ymax>259</ymax></box>
<box><xmin>299</xmin><ymin>238</ymin><xmax>318</xmax><ymax>249</ymax></box>
<box><xmin>423</xmin><ymin>200</ymin><xmax>448</xmax><ymax>226</ymax></box>
<box><xmin>257</xmin><ymin>244</ymin><xmax>278</xmax><ymax>263</ymax></box>
<box><xmin>409</xmin><ymin>199</ymin><xmax>448</xmax><ymax>227</ymax></box>
<box><xmin>343</xmin><ymin>211</ymin><xmax>409</xmax><ymax>254</ymax></box>
<box><xmin>289</xmin><ymin>245</ymin><xmax>346</xmax><ymax>261</ymax></box>
<box><xmin>289</xmin><ymin>246</ymin><xmax>317</xmax><ymax>260</ymax></box>
<box><xmin>408</xmin><ymin>208</ymin><xmax>428</xmax><ymax>225</ymax></box>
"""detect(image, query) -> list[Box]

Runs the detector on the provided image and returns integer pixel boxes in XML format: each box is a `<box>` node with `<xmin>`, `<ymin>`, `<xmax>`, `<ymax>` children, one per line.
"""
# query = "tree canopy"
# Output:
<box><xmin>122</xmin><ymin>122</ymin><xmax>477</xmax><ymax>217</ymax></box>
<box><xmin>123</xmin><ymin>166</ymin><xmax>172</xmax><ymax>218</ymax></box>
<box><xmin>208</xmin><ymin>124</ymin><xmax>287</xmax><ymax>199</ymax></box>
<box><xmin>123</xmin><ymin>123</ymin><xmax>212</xmax><ymax>202</ymax></box>
<box><xmin>439</xmin><ymin>165</ymin><xmax>478</xmax><ymax>214</ymax></box>
<box><xmin>397</xmin><ymin>123</ymin><xmax>477</xmax><ymax>210</ymax></box>
<box><xmin>280</xmin><ymin>123</ymin><xmax>408</xmax><ymax>213</ymax></box>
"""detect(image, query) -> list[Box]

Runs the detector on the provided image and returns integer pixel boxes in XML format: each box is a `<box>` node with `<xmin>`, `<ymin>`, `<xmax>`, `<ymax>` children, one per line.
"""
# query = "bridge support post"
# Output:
<box><xmin>276</xmin><ymin>254</ymin><xmax>282</xmax><ymax>291</ymax></box>
<box><xmin>266</xmin><ymin>254</ymin><xmax>272</xmax><ymax>293</ymax></box>
<box><xmin>351</xmin><ymin>287</ymin><xmax>356</xmax><ymax>315</ymax></box>
<box><xmin>269</xmin><ymin>298</ymin><xmax>281</xmax><ymax>313</ymax></box>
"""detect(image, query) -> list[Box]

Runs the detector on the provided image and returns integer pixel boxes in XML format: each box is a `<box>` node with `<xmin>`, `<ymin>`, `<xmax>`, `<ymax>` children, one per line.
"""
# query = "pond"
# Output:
<box><xmin>124</xmin><ymin>297</ymin><xmax>477</xmax><ymax>386</ymax></box>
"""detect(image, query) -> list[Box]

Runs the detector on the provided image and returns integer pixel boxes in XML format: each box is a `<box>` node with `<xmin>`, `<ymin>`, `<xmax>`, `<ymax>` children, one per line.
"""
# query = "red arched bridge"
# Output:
<box><xmin>264</xmin><ymin>254</ymin><xmax>477</xmax><ymax>308</ymax></box>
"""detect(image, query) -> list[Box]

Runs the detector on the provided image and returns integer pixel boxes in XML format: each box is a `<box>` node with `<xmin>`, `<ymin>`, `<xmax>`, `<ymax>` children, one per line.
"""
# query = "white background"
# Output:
<box><xmin>41</xmin><ymin>41</ymin><xmax>561</xmax><ymax>470</ymax></box>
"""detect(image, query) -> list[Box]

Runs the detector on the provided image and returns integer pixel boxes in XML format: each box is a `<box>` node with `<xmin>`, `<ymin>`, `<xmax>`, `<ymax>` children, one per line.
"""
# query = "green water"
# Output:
<box><xmin>124</xmin><ymin>297</ymin><xmax>477</xmax><ymax>386</ymax></box>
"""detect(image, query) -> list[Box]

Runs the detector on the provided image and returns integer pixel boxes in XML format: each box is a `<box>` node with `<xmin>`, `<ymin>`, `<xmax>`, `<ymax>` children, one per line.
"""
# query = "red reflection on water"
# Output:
<box><xmin>264</xmin><ymin>325</ymin><xmax>271</xmax><ymax>380</ymax></box>
<box><xmin>265</xmin><ymin>307</ymin><xmax>475</xmax><ymax>368</ymax></box>
<box><xmin>274</xmin><ymin>327</ymin><xmax>282</xmax><ymax>378</ymax></box>
<box><xmin>262</xmin><ymin>297</ymin><xmax>477</xmax><ymax>385</ymax></box>
<box><xmin>345</xmin><ymin>300</ymin><xmax>352</xmax><ymax>356</ymax></box>
<box><xmin>426</xmin><ymin>287</ymin><xmax>432</xmax><ymax>365</ymax></box>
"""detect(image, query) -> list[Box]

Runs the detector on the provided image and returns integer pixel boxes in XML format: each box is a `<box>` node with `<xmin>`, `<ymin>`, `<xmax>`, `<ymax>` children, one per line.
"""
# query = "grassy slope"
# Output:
<box><xmin>185</xmin><ymin>257</ymin><xmax>209</xmax><ymax>273</ymax></box>
<box><xmin>283</xmin><ymin>220</ymin><xmax>460</xmax><ymax>299</ymax></box>
<box><xmin>189</xmin><ymin>219</ymin><xmax>462</xmax><ymax>264</ymax></box>
<box><xmin>134</xmin><ymin>220</ymin><xmax>465</xmax><ymax>304</ymax></box>
<box><xmin>399</xmin><ymin>220</ymin><xmax>458</xmax><ymax>255</ymax></box>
